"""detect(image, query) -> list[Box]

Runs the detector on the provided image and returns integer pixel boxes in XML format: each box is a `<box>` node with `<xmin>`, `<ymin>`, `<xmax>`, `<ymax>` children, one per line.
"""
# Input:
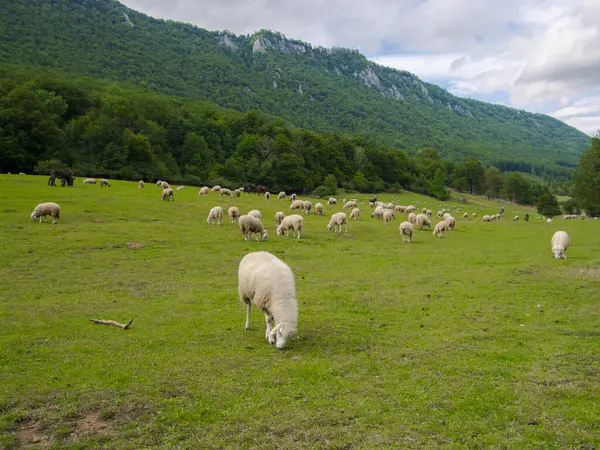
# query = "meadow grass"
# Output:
<box><xmin>1</xmin><ymin>175</ymin><xmax>599</xmax><ymax>449</ymax></box>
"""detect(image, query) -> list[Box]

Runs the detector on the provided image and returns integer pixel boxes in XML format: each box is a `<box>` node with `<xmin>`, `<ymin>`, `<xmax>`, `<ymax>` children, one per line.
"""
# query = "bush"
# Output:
<box><xmin>312</xmin><ymin>185</ymin><xmax>336</xmax><ymax>198</ymax></box>
<box><xmin>536</xmin><ymin>192</ymin><xmax>562</xmax><ymax>217</ymax></box>
<box><xmin>34</xmin><ymin>159</ymin><xmax>69</xmax><ymax>175</ymax></box>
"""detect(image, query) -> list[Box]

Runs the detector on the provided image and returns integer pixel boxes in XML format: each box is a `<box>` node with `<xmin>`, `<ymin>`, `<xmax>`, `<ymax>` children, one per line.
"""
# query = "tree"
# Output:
<box><xmin>537</xmin><ymin>191</ymin><xmax>561</xmax><ymax>217</ymax></box>
<box><xmin>572</xmin><ymin>136</ymin><xmax>600</xmax><ymax>216</ymax></box>
<box><xmin>455</xmin><ymin>157</ymin><xmax>484</xmax><ymax>194</ymax></box>
<box><xmin>484</xmin><ymin>167</ymin><xmax>504</xmax><ymax>198</ymax></box>
<box><xmin>323</xmin><ymin>174</ymin><xmax>338</xmax><ymax>193</ymax></box>
<box><xmin>431</xmin><ymin>168</ymin><xmax>448</xmax><ymax>199</ymax></box>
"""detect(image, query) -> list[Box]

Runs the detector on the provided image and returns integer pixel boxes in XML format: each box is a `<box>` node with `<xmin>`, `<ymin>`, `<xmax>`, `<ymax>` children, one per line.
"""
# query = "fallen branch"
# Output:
<box><xmin>89</xmin><ymin>318</ymin><xmax>134</xmax><ymax>330</ymax></box>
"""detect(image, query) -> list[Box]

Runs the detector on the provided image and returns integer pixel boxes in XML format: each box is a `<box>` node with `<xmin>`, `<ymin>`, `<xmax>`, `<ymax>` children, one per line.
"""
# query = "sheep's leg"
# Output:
<box><xmin>264</xmin><ymin>312</ymin><xmax>275</xmax><ymax>344</ymax></box>
<box><xmin>344</xmin><ymin>223</ymin><xmax>348</xmax><ymax>234</ymax></box>
<box><xmin>244</xmin><ymin>302</ymin><xmax>251</xmax><ymax>330</ymax></box>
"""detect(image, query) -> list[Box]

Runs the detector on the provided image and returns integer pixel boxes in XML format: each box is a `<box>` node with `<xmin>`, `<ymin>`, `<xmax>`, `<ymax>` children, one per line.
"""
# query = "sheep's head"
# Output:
<box><xmin>261</xmin><ymin>230</ymin><xmax>268</xmax><ymax>241</ymax></box>
<box><xmin>276</xmin><ymin>225</ymin><xmax>284</xmax><ymax>236</ymax></box>
<box><xmin>30</xmin><ymin>211</ymin><xmax>38</xmax><ymax>221</ymax></box>
<box><xmin>552</xmin><ymin>249</ymin><xmax>562</xmax><ymax>259</ymax></box>
<box><xmin>270</xmin><ymin>322</ymin><xmax>297</xmax><ymax>349</ymax></box>
<box><xmin>326</xmin><ymin>222</ymin><xmax>333</xmax><ymax>231</ymax></box>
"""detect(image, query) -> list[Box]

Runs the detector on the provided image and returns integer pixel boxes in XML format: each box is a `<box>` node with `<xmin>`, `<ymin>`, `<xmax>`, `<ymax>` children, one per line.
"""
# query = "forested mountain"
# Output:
<box><xmin>0</xmin><ymin>0</ymin><xmax>590</xmax><ymax>181</ymax></box>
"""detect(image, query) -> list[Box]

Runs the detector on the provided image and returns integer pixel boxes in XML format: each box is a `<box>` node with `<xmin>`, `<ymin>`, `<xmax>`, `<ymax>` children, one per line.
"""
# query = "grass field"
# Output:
<box><xmin>1</xmin><ymin>175</ymin><xmax>599</xmax><ymax>449</ymax></box>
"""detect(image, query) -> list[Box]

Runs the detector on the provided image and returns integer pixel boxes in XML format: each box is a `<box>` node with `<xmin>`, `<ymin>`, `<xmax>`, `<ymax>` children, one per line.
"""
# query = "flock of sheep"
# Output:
<box><xmin>27</xmin><ymin>178</ymin><xmax>577</xmax><ymax>349</ymax></box>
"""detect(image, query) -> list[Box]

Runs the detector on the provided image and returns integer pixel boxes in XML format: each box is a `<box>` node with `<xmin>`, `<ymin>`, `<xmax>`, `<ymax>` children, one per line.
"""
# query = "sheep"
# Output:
<box><xmin>138</xmin><ymin>180</ymin><xmax>144</xmax><ymax>188</ymax></box>
<box><xmin>327</xmin><ymin>212</ymin><xmax>348</xmax><ymax>234</ymax></box>
<box><xmin>462</xmin><ymin>212</ymin><xmax>468</xmax><ymax>219</ymax></box>
<box><xmin>220</xmin><ymin>188</ymin><xmax>232</xmax><ymax>197</ymax></box>
<box><xmin>303</xmin><ymin>201</ymin><xmax>312</xmax><ymax>214</ymax></box>
<box><xmin>472</xmin><ymin>212</ymin><xmax>477</xmax><ymax>219</ymax></box>
<box><xmin>342</xmin><ymin>198</ymin><xmax>347</xmax><ymax>204</ymax></box>
<box><xmin>482</xmin><ymin>215</ymin><xmax>491</xmax><ymax>222</ymax></box>
<box><xmin>551</xmin><ymin>231</ymin><xmax>570</xmax><ymax>259</ymax></box>
<box><xmin>427</xmin><ymin>209</ymin><xmax>432</xmax><ymax>217</ymax></box>
<box><xmin>437</xmin><ymin>210</ymin><xmax>444</xmax><ymax>218</ymax></box>
<box><xmin>238</xmin><ymin>251</ymin><xmax>297</xmax><ymax>349</ymax></box>
<box><xmin>343</xmin><ymin>200</ymin><xmax>358</xmax><ymax>209</ymax></box>
<box><xmin>162</xmin><ymin>188</ymin><xmax>174</xmax><ymax>201</ymax></box>
<box><xmin>83</xmin><ymin>178</ymin><xmax>97</xmax><ymax>184</ymax></box>
<box><xmin>277</xmin><ymin>214</ymin><xmax>304</xmax><ymax>239</ymax></box>
<box><xmin>248</xmin><ymin>210</ymin><xmax>262</xmax><ymax>220</ymax></box>
<box><xmin>445</xmin><ymin>216</ymin><xmax>456</xmax><ymax>231</ymax></box>
<box><xmin>19</xmin><ymin>172</ymin><xmax>25</xmax><ymax>175</ymax></box>
<box><xmin>371</xmin><ymin>206</ymin><xmax>386</xmax><ymax>219</ymax></box>
<box><xmin>176</xmin><ymin>186</ymin><xmax>185</xmax><ymax>191</ymax></box>
<box><xmin>290</xmin><ymin>200</ymin><xmax>304</xmax><ymax>211</ymax></box>
<box><xmin>443</xmin><ymin>213</ymin><xmax>451</xmax><ymax>220</ymax></box>
<box><xmin>211</xmin><ymin>185</ymin><xmax>221</xmax><ymax>193</ymax></box>
<box><xmin>228</xmin><ymin>206</ymin><xmax>240</xmax><ymax>223</ymax></box>
<box><xmin>405</xmin><ymin>205</ymin><xmax>416</xmax><ymax>213</ymax></box>
<box><xmin>383</xmin><ymin>210</ymin><xmax>396</xmax><ymax>224</ymax></box>
<box><xmin>207</xmin><ymin>206</ymin><xmax>223</xmax><ymax>225</ymax></box>
<box><xmin>416</xmin><ymin>214</ymin><xmax>431</xmax><ymax>230</ymax></box>
<box><xmin>161</xmin><ymin>181</ymin><xmax>170</xmax><ymax>189</ymax></box>
<box><xmin>314</xmin><ymin>202</ymin><xmax>324</xmax><ymax>215</ymax></box>
<box><xmin>278</xmin><ymin>191</ymin><xmax>286</xmax><ymax>200</ymax></box>
<box><xmin>513</xmin><ymin>215</ymin><xmax>519</xmax><ymax>222</ymax></box>
<box><xmin>100</xmin><ymin>178</ymin><xmax>111</xmax><ymax>187</ymax></box>
<box><xmin>350</xmin><ymin>208</ymin><xmax>360</xmax><ymax>220</ymax></box>
<box><xmin>238</xmin><ymin>187</ymin><xmax>245</xmax><ymax>193</ymax></box>
<box><xmin>156</xmin><ymin>180</ymin><xmax>163</xmax><ymax>186</ymax></box>
<box><xmin>385</xmin><ymin>203</ymin><xmax>394</xmax><ymax>210</ymax></box>
<box><xmin>399</xmin><ymin>221</ymin><xmax>413</xmax><ymax>243</ymax></box>
<box><xmin>327</xmin><ymin>198</ymin><xmax>337</xmax><ymax>205</ymax></box>
<box><xmin>546</xmin><ymin>218</ymin><xmax>553</xmax><ymax>224</ymax></box>
<box><xmin>239</xmin><ymin>215</ymin><xmax>268</xmax><ymax>241</ymax></box>
<box><xmin>275</xmin><ymin>211</ymin><xmax>285</xmax><ymax>226</ymax></box>
<box><xmin>408</xmin><ymin>212</ymin><xmax>417</xmax><ymax>224</ymax></box>
<box><xmin>199</xmin><ymin>186</ymin><xmax>209</xmax><ymax>195</ymax></box>
<box><xmin>433</xmin><ymin>220</ymin><xmax>450</xmax><ymax>238</ymax></box>
<box><xmin>31</xmin><ymin>202</ymin><xmax>60</xmax><ymax>224</ymax></box>
<box><xmin>234</xmin><ymin>189</ymin><xmax>241</xmax><ymax>198</ymax></box>
<box><xmin>290</xmin><ymin>193</ymin><xmax>297</xmax><ymax>202</ymax></box>
<box><xmin>395</xmin><ymin>205</ymin><xmax>404</xmax><ymax>212</ymax></box>
<box><xmin>422</xmin><ymin>208</ymin><xmax>427</xmax><ymax>214</ymax></box>
<box><xmin>265</xmin><ymin>192</ymin><xmax>271</xmax><ymax>202</ymax></box>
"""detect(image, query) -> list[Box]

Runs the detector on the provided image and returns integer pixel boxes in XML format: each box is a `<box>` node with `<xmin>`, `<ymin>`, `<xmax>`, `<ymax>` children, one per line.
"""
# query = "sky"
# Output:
<box><xmin>121</xmin><ymin>0</ymin><xmax>600</xmax><ymax>136</ymax></box>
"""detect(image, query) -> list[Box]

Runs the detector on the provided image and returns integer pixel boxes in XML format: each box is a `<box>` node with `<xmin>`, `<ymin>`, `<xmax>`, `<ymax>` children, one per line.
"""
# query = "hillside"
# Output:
<box><xmin>0</xmin><ymin>0</ymin><xmax>591</xmax><ymax>179</ymax></box>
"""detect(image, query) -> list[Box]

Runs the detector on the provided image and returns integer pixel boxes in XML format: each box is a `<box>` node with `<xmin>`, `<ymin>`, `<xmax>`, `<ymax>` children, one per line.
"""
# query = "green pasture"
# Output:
<box><xmin>1</xmin><ymin>175</ymin><xmax>599</xmax><ymax>449</ymax></box>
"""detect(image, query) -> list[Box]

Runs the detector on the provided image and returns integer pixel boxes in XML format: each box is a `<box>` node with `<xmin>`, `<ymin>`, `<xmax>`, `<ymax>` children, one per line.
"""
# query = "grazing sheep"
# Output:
<box><xmin>138</xmin><ymin>180</ymin><xmax>144</xmax><ymax>188</ymax></box>
<box><xmin>238</xmin><ymin>251</ymin><xmax>297</xmax><ymax>349</ymax></box>
<box><xmin>433</xmin><ymin>220</ymin><xmax>450</xmax><ymax>238</ymax></box>
<box><xmin>513</xmin><ymin>215</ymin><xmax>519</xmax><ymax>222</ymax></box>
<box><xmin>315</xmin><ymin>203</ymin><xmax>324</xmax><ymax>215</ymax></box>
<box><xmin>228</xmin><ymin>206</ymin><xmax>240</xmax><ymax>223</ymax></box>
<box><xmin>19</xmin><ymin>172</ymin><xmax>25</xmax><ymax>175</ymax></box>
<box><xmin>472</xmin><ymin>212</ymin><xmax>477</xmax><ymax>219</ymax></box>
<box><xmin>211</xmin><ymin>185</ymin><xmax>221</xmax><ymax>193</ymax></box>
<box><xmin>482</xmin><ymin>215</ymin><xmax>491</xmax><ymax>222</ymax></box>
<box><xmin>239</xmin><ymin>215</ymin><xmax>268</xmax><ymax>241</ymax></box>
<box><xmin>161</xmin><ymin>181</ymin><xmax>170</xmax><ymax>189</ymax></box>
<box><xmin>161</xmin><ymin>188</ymin><xmax>174</xmax><ymax>201</ymax></box>
<box><xmin>277</xmin><ymin>214</ymin><xmax>304</xmax><ymax>239</ymax></box>
<box><xmin>199</xmin><ymin>186</ymin><xmax>209</xmax><ymax>195</ymax></box>
<box><xmin>551</xmin><ymin>231</ymin><xmax>570</xmax><ymax>259</ymax></box>
<box><xmin>327</xmin><ymin>198</ymin><xmax>337</xmax><ymax>205</ymax></box>
<box><xmin>248</xmin><ymin>210</ymin><xmax>262</xmax><ymax>220</ymax></box>
<box><xmin>303</xmin><ymin>201</ymin><xmax>312</xmax><ymax>214</ymax></box>
<box><xmin>350</xmin><ymin>208</ymin><xmax>360</xmax><ymax>220</ymax></box>
<box><xmin>275</xmin><ymin>211</ymin><xmax>285</xmax><ymax>226</ymax></box>
<box><xmin>176</xmin><ymin>186</ymin><xmax>185</xmax><ymax>191</ymax></box>
<box><xmin>238</xmin><ymin>187</ymin><xmax>245</xmax><ymax>193</ymax></box>
<box><xmin>207</xmin><ymin>206</ymin><xmax>223</xmax><ymax>225</ymax></box>
<box><xmin>443</xmin><ymin>213</ymin><xmax>451</xmax><ymax>220</ymax></box>
<box><xmin>31</xmin><ymin>202</ymin><xmax>60</xmax><ymax>224</ymax></box>
<box><xmin>395</xmin><ymin>205</ymin><xmax>404</xmax><ymax>212</ymax></box>
<box><xmin>278</xmin><ymin>192</ymin><xmax>286</xmax><ymax>200</ymax></box>
<box><xmin>546</xmin><ymin>218</ymin><xmax>553</xmax><ymax>224</ymax></box>
<box><xmin>371</xmin><ymin>206</ymin><xmax>386</xmax><ymax>219</ymax></box>
<box><xmin>220</xmin><ymin>188</ymin><xmax>233</xmax><ymax>197</ymax></box>
<box><xmin>462</xmin><ymin>212</ymin><xmax>468</xmax><ymax>219</ymax></box>
<box><xmin>407</xmin><ymin>212</ymin><xmax>417</xmax><ymax>224</ymax></box>
<box><xmin>290</xmin><ymin>200</ymin><xmax>304</xmax><ymax>211</ymax></box>
<box><xmin>343</xmin><ymin>200</ymin><xmax>358</xmax><ymax>209</ymax></box>
<box><xmin>437</xmin><ymin>210</ymin><xmax>444</xmax><ymax>218</ymax></box>
<box><xmin>383</xmin><ymin>210</ymin><xmax>396</xmax><ymax>224</ymax></box>
<box><xmin>342</xmin><ymin>198</ymin><xmax>347</xmax><ymax>205</ymax></box>
<box><xmin>83</xmin><ymin>178</ymin><xmax>97</xmax><ymax>184</ymax></box>
<box><xmin>416</xmin><ymin>214</ymin><xmax>431</xmax><ymax>230</ymax></box>
<box><xmin>156</xmin><ymin>180</ymin><xmax>163</xmax><ymax>186</ymax></box>
<box><xmin>290</xmin><ymin>193</ymin><xmax>297</xmax><ymax>202</ymax></box>
<box><xmin>234</xmin><ymin>189</ymin><xmax>241</xmax><ymax>198</ymax></box>
<box><xmin>265</xmin><ymin>192</ymin><xmax>271</xmax><ymax>202</ymax></box>
<box><xmin>399</xmin><ymin>221</ymin><xmax>413</xmax><ymax>243</ymax></box>
<box><xmin>100</xmin><ymin>178</ymin><xmax>111</xmax><ymax>187</ymax></box>
<box><xmin>327</xmin><ymin>212</ymin><xmax>348</xmax><ymax>234</ymax></box>
<box><xmin>445</xmin><ymin>216</ymin><xmax>456</xmax><ymax>231</ymax></box>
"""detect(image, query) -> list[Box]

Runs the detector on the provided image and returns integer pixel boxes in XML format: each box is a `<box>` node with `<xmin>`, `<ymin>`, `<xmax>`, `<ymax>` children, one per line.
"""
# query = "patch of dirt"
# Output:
<box><xmin>16</xmin><ymin>419</ymin><xmax>45</xmax><ymax>448</ymax></box>
<box><xmin>75</xmin><ymin>412</ymin><xmax>111</xmax><ymax>433</ymax></box>
<box><xmin>343</xmin><ymin>234</ymin><xmax>358</xmax><ymax>238</ymax></box>
<box><xmin>576</xmin><ymin>267</ymin><xmax>600</xmax><ymax>281</ymax></box>
<box><xmin>3</xmin><ymin>209</ymin><xmax>17</xmax><ymax>213</ymax></box>
<box><xmin>93</xmin><ymin>218</ymin><xmax>107</xmax><ymax>223</ymax></box>
<box><xmin>127</xmin><ymin>242</ymin><xmax>145</xmax><ymax>249</ymax></box>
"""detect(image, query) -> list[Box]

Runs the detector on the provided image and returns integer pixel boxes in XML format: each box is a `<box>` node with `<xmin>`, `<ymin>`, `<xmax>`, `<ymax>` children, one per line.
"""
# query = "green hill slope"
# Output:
<box><xmin>0</xmin><ymin>0</ymin><xmax>590</xmax><ymax>179</ymax></box>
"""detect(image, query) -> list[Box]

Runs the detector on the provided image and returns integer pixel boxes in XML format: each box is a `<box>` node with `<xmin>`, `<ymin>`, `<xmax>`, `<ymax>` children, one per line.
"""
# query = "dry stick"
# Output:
<box><xmin>89</xmin><ymin>318</ymin><xmax>134</xmax><ymax>330</ymax></box>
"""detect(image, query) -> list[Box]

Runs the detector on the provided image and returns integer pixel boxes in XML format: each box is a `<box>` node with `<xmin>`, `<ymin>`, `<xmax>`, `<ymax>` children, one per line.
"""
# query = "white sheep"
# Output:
<box><xmin>546</xmin><ymin>218</ymin><xmax>553</xmax><ymax>223</ymax></box>
<box><xmin>19</xmin><ymin>172</ymin><xmax>26</xmax><ymax>175</ymax></box>
<box><xmin>234</xmin><ymin>189</ymin><xmax>241</xmax><ymax>198</ymax></box>
<box><xmin>408</xmin><ymin>212</ymin><xmax>417</xmax><ymax>224</ymax></box>
<box><xmin>315</xmin><ymin>202</ymin><xmax>324</xmax><ymax>215</ymax></box>
<box><xmin>472</xmin><ymin>212</ymin><xmax>477</xmax><ymax>219</ymax></box>
<box><xmin>343</xmin><ymin>200</ymin><xmax>357</xmax><ymax>209</ymax></box>
<box><xmin>327</xmin><ymin>212</ymin><xmax>348</xmax><ymax>234</ymax></box>
<box><xmin>551</xmin><ymin>231</ymin><xmax>569</xmax><ymax>259</ymax></box>
<box><xmin>278</xmin><ymin>191</ymin><xmax>286</xmax><ymax>200</ymax></box>
<box><xmin>199</xmin><ymin>186</ymin><xmax>209</xmax><ymax>195</ymax></box>
<box><xmin>176</xmin><ymin>186</ymin><xmax>184</xmax><ymax>191</ymax></box>
<box><xmin>220</xmin><ymin>188</ymin><xmax>232</xmax><ymax>197</ymax></box>
<box><xmin>239</xmin><ymin>215</ymin><xmax>268</xmax><ymax>241</ymax></box>
<box><xmin>211</xmin><ymin>185</ymin><xmax>221</xmax><ymax>193</ymax></box>
<box><xmin>207</xmin><ymin>206</ymin><xmax>223</xmax><ymax>225</ymax></box>
<box><xmin>275</xmin><ymin>211</ymin><xmax>285</xmax><ymax>226</ymax></box>
<box><xmin>350</xmin><ymin>208</ymin><xmax>360</xmax><ymax>220</ymax></box>
<box><xmin>248</xmin><ymin>209</ymin><xmax>262</xmax><ymax>220</ymax></box>
<box><xmin>83</xmin><ymin>178</ymin><xmax>97</xmax><ymax>184</ymax></box>
<box><xmin>327</xmin><ymin>198</ymin><xmax>337</xmax><ymax>205</ymax></box>
<box><xmin>303</xmin><ymin>201</ymin><xmax>312</xmax><ymax>214</ymax></box>
<box><xmin>162</xmin><ymin>188</ymin><xmax>174</xmax><ymax>201</ymax></box>
<box><xmin>138</xmin><ymin>180</ymin><xmax>144</xmax><ymax>188</ymax></box>
<box><xmin>399</xmin><ymin>221</ymin><xmax>413</xmax><ymax>243</ymax></box>
<box><xmin>513</xmin><ymin>215</ymin><xmax>519</xmax><ymax>222</ymax></box>
<box><xmin>277</xmin><ymin>214</ymin><xmax>304</xmax><ymax>239</ymax></box>
<box><xmin>462</xmin><ymin>212</ymin><xmax>468</xmax><ymax>219</ymax></box>
<box><xmin>31</xmin><ymin>202</ymin><xmax>60</xmax><ymax>224</ymax></box>
<box><xmin>415</xmin><ymin>213</ymin><xmax>431</xmax><ymax>229</ymax></box>
<box><xmin>161</xmin><ymin>181</ymin><xmax>170</xmax><ymax>189</ymax></box>
<box><xmin>156</xmin><ymin>180</ymin><xmax>163</xmax><ymax>186</ymax></box>
<box><xmin>265</xmin><ymin>192</ymin><xmax>271</xmax><ymax>201</ymax></box>
<box><xmin>443</xmin><ymin>213</ymin><xmax>451</xmax><ymax>220</ymax></box>
<box><xmin>371</xmin><ymin>206</ymin><xmax>386</xmax><ymax>219</ymax></box>
<box><xmin>238</xmin><ymin>187</ymin><xmax>245</xmax><ymax>193</ymax></box>
<box><xmin>383</xmin><ymin>210</ymin><xmax>396</xmax><ymax>224</ymax></box>
<box><xmin>228</xmin><ymin>206</ymin><xmax>240</xmax><ymax>223</ymax></box>
<box><xmin>433</xmin><ymin>220</ymin><xmax>450</xmax><ymax>238</ymax></box>
<box><xmin>290</xmin><ymin>200</ymin><xmax>304</xmax><ymax>211</ymax></box>
<box><xmin>290</xmin><ymin>193</ymin><xmax>297</xmax><ymax>202</ymax></box>
<box><xmin>445</xmin><ymin>216</ymin><xmax>456</xmax><ymax>231</ymax></box>
<box><xmin>482</xmin><ymin>215</ymin><xmax>491</xmax><ymax>222</ymax></box>
<box><xmin>238</xmin><ymin>251</ymin><xmax>297</xmax><ymax>349</ymax></box>
<box><xmin>100</xmin><ymin>178</ymin><xmax>111</xmax><ymax>187</ymax></box>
